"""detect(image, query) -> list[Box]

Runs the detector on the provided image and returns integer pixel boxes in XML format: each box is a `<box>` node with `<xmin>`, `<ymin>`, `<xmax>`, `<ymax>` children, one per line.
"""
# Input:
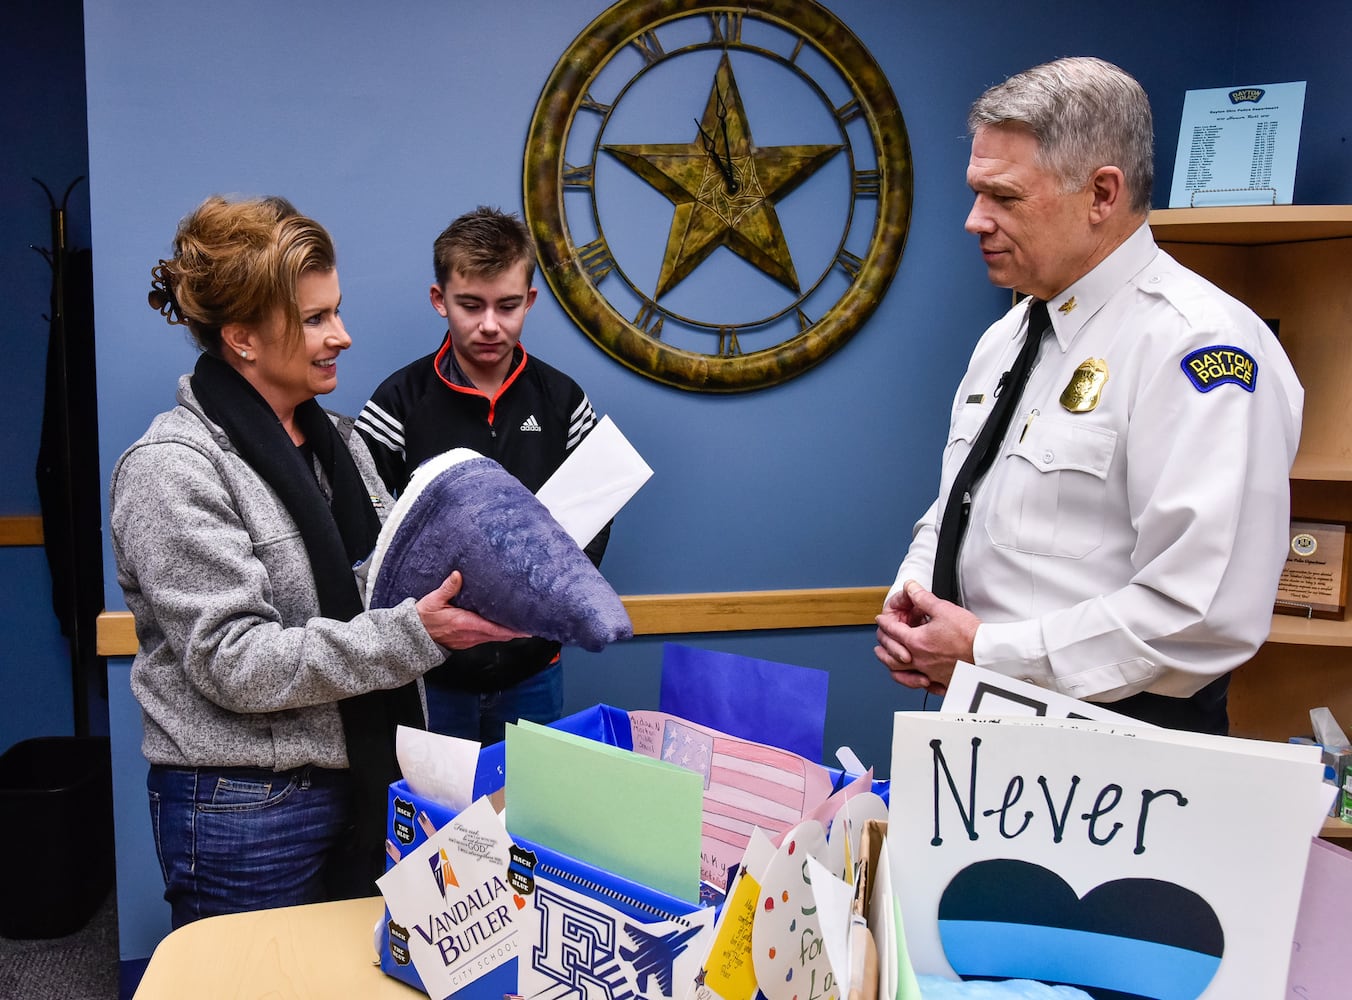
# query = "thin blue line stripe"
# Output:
<box><xmin>938</xmin><ymin>920</ymin><xmax>1220</xmax><ymax>999</ymax></box>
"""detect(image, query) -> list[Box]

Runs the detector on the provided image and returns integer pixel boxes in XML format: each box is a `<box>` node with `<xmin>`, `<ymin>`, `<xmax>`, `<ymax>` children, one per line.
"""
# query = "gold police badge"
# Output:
<box><xmin>1061</xmin><ymin>358</ymin><xmax>1109</xmax><ymax>412</ymax></box>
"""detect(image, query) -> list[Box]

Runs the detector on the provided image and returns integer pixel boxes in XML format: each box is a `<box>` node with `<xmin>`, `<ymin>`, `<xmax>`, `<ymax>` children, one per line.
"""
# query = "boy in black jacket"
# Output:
<box><xmin>357</xmin><ymin>206</ymin><xmax>609</xmax><ymax>743</ymax></box>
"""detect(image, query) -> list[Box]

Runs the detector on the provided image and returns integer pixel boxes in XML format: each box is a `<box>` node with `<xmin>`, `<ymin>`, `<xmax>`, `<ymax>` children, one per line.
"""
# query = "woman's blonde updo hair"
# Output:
<box><xmin>148</xmin><ymin>194</ymin><xmax>337</xmax><ymax>356</ymax></box>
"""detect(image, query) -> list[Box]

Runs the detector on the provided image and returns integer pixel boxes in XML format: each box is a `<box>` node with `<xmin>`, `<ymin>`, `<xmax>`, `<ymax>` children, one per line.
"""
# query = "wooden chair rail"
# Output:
<box><xmin>95</xmin><ymin>586</ymin><xmax>890</xmax><ymax>656</ymax></box>
<box><xmin>0</xmin><ymin>515</ymin><xmax>43</xmax><ymax>547</ymax></box>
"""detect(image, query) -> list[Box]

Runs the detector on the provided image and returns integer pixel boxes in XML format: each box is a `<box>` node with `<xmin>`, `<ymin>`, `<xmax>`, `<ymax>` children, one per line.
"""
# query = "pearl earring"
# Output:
<box><xmin>239</xmin><ymin>350</ymin><xmax>249</xmax><ymax>359</ymax></box>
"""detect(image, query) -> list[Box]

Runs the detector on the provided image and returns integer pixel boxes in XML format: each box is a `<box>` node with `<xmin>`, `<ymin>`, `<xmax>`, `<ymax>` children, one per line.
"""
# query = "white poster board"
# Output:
<box><xmin>888</xmin><ymin>712</ymin><xmax>1328</xmax><ymax>998</ymax></box>
<box><xmin>941</xmin><ymin>662</ymin><xmax>1141</xmax><ymax>724</ymax></box>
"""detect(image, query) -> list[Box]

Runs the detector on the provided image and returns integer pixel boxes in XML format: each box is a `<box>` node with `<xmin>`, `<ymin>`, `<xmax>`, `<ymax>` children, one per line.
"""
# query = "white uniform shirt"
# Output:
<box><xmin>889</xmin><ymin>222</ymin><xmax>1303</xmax><ymax>703</ymax></box>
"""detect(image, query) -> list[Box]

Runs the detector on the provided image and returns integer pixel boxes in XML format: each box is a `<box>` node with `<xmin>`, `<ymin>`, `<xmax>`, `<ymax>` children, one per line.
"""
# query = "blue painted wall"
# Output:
<box><xmin>74</xmin><ymin>0</ymin><xmax>1352</xmax><ymax>968</ymax></box>
<box><xmin>0</xmin><ymin>0</ymin><xmax>93</xmax><ymax>747</ymax></box>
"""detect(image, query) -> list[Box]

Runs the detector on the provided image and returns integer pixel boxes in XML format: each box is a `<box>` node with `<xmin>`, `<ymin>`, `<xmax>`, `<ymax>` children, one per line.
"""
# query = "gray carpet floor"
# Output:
<box><xmin>0</xmin><ymin>888</ymin><xmax>119</xmax><ymax>1000</ymax></box>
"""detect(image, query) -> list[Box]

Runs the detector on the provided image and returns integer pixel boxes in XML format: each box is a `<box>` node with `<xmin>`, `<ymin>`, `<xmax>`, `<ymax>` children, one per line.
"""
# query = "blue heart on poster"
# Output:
<box><xmin>937</xmin><ymin>858</ymin><xmax>1223</xmax><ymax>999</ymax></box>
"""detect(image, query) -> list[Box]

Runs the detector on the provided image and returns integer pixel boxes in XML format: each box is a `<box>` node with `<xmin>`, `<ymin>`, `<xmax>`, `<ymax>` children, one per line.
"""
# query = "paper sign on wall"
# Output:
<box><xmin>1169</xmin><ymin>81</ymin><xmax>1306</xmax><ymax>207</ymax></box>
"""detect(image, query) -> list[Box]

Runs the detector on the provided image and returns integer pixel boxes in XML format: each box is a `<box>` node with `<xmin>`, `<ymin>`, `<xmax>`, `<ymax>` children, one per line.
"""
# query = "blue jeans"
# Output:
<box><xmin>424</xmin><ymin>663</ymin><xmax>563</xmax><ymax>745</ymax></box>
<box><xmin>147</xmin><ymin>764</ymin><xmax>353</xmax><ymax>928</ymax></box>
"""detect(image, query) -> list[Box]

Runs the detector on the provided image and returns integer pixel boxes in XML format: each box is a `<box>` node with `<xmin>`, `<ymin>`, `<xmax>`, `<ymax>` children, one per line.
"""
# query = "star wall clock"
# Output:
<box><xmin>522</xmin><ymin>0</ymin><xmax>912</xmax><ymax>392</ymax></box>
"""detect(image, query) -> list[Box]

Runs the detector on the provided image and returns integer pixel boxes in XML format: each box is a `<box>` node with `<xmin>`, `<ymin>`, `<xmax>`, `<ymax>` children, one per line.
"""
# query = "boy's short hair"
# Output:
<box><xmin>433</xmin><ymin>206</ymin><xmax>538</xmax><ymax>288</ymax></box>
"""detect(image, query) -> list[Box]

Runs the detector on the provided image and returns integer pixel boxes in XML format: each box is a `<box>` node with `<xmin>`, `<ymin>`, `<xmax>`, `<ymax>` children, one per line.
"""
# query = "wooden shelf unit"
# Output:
<box><xmin>1321</xmin><ymin>816</ymin><xmax>1352</xmax><ymax>840</ymax></box>
<box><xmin>1150</xmin><ymin>205</ymin><xmax>1352</xmax><ymax>741</ymax></box>
<box><xmin>1149</xmin><ymin>205</ymin><xmax>1352</xmax><ymax>246</ymax></box>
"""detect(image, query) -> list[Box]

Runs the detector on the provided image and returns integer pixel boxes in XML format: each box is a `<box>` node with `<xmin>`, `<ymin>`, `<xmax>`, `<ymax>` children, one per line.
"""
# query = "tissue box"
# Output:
<box><xmin>1289</xmin><ymin>737</ymin><xmax>1351</xmax><ymax>817</ymax></box>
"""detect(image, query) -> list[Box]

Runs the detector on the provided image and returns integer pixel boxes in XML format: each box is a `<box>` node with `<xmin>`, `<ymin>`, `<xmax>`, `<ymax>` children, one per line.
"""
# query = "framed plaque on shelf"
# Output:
<box><xmin>1274</xmin><ymin>520</ymin><xmax>1350</xmax><ymax>620</ymax></box>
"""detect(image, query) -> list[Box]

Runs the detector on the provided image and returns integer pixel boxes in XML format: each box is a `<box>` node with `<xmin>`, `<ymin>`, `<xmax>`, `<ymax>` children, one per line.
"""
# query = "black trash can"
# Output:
<box><xmin>0</xmin><ymin>735</ymin><xmax>115</xmax><ymax>938</ymax></box>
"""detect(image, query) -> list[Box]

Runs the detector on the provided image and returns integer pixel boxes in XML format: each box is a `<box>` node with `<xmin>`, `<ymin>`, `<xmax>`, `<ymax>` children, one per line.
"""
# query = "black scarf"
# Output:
<box><xmin>191</xmin><ymin>352</ymin><xmax>422</xmax><ymax>893</ymax></box>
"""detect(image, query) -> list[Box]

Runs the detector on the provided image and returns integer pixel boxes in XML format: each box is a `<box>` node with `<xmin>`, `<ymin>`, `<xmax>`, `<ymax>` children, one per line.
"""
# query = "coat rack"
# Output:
<box><xmin>32</xmin><ymin>176</ymin><xmax>104</xmax><ymax>736</ymax></box>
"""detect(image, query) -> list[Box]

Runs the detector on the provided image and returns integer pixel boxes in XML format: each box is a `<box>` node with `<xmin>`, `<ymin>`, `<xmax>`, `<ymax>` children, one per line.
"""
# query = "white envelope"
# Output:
<box><xmin>536</xmin><ymin>415</ymin><xmax>653</xmax><ymax>547</ymax></box>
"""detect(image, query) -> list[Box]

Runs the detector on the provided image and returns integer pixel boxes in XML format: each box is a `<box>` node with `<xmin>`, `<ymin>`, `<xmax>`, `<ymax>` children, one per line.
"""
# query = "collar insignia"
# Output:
<box><xmin>1057</xmin><ymin>296</ymin><xmax>1077</xmax><ymax>315</ymax></box>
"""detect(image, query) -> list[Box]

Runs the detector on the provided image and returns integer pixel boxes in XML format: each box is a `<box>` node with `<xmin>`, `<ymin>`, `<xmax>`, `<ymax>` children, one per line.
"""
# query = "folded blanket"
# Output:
<box><xmin>366</xmin><ymin>449</ymin><xmax>632</xmax><ymax>651</ymax></box>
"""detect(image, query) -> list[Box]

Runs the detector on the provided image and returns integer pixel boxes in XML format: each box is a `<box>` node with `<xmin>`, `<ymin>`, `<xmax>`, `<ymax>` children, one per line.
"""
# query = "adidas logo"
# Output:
<box><xmin>519</xmin><ymin>414</ymin><xmax>542</xmax><ymax>432</ymax></box>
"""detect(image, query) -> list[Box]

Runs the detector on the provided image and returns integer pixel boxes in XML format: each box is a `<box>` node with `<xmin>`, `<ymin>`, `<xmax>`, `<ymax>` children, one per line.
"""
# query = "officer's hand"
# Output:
<box><xmin>874</xmin><ymin>581</ymin><xmax>979</xmax><ymax>695</ymax></box>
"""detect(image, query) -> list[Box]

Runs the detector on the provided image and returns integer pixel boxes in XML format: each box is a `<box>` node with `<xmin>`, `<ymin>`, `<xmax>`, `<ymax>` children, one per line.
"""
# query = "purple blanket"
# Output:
<box><xmin>367</xmin><ymin>450</ymin><xmax>632</xmax><ymax>651</ymax></box>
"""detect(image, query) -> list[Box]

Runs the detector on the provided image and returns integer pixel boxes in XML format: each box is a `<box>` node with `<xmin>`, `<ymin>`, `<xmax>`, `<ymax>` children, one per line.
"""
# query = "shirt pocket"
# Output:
<box><xmin>937</xmin><ymin>403</ymin><xmax>990</xmax><ymax>516</ymax></box>
<box><xmin>984</xmin><ymin>415</ymin><xmax>1118</xmax><ymax>558</ymax></box>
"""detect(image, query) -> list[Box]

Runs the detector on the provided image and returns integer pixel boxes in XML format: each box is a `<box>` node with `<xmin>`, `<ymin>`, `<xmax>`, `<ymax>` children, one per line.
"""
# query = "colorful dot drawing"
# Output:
<box><xmin>752</xmin><ymin>820</ymin><xmax>831</xmax><ymax>1000</ymax></box>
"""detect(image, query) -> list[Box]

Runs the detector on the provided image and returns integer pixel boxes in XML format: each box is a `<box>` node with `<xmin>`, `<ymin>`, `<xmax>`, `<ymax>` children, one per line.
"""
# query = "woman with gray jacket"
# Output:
<box><xmin>109</xmin><ymin>195</ymin><xmax>521</xmax><ymax>928</ymax></box>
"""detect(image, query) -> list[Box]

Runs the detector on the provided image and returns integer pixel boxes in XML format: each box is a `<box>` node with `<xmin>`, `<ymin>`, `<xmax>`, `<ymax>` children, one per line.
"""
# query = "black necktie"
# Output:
<box><xmin>931</xmin><ymin>299</ymin><xmax>1051</xmax><ymax>603</ymax></box>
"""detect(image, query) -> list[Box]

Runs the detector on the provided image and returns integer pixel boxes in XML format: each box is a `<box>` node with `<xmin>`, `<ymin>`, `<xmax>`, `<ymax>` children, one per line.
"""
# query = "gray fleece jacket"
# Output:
<box><xmin>109</xmin><ymin>375</ymin><xmax>445</xmax><ymax>771</ymax></box>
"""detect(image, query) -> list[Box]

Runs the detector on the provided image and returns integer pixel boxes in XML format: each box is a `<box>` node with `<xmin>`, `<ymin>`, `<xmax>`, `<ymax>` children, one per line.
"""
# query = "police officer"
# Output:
<box><xmin>874</xmin><ymin>57</ymin><xmax>1303</xmax><ymax>734</ymax></box>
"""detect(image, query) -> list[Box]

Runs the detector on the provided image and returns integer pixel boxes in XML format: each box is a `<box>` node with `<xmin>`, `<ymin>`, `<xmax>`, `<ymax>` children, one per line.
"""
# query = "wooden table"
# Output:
<box><xmin>133</xmin><ymin>896</ymin><xmax>422</xmax><ymax>998</ymax></box>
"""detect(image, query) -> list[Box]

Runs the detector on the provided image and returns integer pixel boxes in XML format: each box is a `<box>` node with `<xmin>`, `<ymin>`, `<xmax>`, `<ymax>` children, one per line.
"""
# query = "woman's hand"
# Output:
<box><xmin>415</xmin><ymin>571</ymin><xmax>528</xmax><ymax>649</ymax></box>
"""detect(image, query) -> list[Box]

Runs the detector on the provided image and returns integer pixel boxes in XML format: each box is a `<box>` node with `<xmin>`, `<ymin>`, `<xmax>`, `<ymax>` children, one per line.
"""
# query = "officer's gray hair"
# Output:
<box><xmin>969</xmin><ymin>56</ymin><xmax>1154</xmax><ymax>215</ymax></box>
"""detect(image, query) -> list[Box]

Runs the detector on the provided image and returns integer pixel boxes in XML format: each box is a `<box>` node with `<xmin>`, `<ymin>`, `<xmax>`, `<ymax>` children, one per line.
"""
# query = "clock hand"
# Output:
<box><xmin>715</xmin><ymin>91</ymin><xmax>740</xmax><ymax>194</ymax></box>
<box><xmin>695</xmin><ymin>118</ymin><xmax>737</xmax><ymax>191</ymax></box>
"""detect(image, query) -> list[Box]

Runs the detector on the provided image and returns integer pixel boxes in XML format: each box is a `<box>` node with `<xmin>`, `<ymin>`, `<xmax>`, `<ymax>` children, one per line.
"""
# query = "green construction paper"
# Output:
<box><xmin>505</xmin><ymin>719</ymin><xmax>704</xmax><ymax>902</ymax></box>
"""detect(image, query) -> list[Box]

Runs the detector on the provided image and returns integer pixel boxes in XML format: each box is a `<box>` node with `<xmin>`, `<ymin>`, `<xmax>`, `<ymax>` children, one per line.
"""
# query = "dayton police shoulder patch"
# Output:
<box><xmin>1180</xmin><ymin>345</ymin><xmax>1258</xmax><ymax>393</ymax></box>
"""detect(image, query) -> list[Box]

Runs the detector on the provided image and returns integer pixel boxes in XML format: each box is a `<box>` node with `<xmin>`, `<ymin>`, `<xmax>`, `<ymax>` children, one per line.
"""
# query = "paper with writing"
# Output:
<box><xmin>1168</xmin><ymin>81</ymin><xmax>1306</xmax><ymax>207</ymax></box>
<box><xmin>395</xmin><ymin>724</ymin><xmax>479</xmax><ymax>813</ymax></box>
<box><xmin>630</xmin><ymin>710</ymin><xmax>835</xmax><ymax>891</ymax></box>
<box><xmin>1286</xmin><ymin>837</ymin><xmax>1352</xmax><ymax>998</ymax></box>
<box><xmin>751</xmin><ymin>820</ymin><xmax>831</xmax><ymax>1000</ymax></box>
<box><xmin>941</xmin><ymin>662</ymin><xmax>1141</xmax><ymax>725</ymax></box>
<box><xmin>690</xmin><ymin>865</ymin><xmax>762</xmax><ymax>1000</ymax></box>
<box><xmin>375</xmin><ymin>797</ymin><xmax>519</xmax><ymax>1000</ymax></box>
<box><xmin>888</xmin><ymin>712</ymin><xmax>1329</xmax><ymax>998</ymax></box>
<box><xmin>516</xmin><ymin>867</ymin><xmax>715</xmax><ymax>1000</ymax></box>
